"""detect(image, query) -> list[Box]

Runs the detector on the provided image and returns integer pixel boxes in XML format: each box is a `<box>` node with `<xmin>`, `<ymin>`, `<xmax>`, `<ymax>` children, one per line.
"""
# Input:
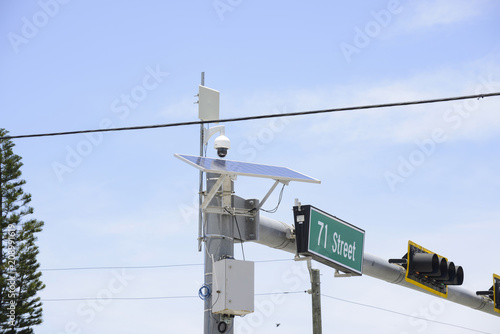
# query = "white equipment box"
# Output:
<box><xmin>212</xmin><ymin>259</ymin><xmax>254</xmax><ymax>316</ymax></box>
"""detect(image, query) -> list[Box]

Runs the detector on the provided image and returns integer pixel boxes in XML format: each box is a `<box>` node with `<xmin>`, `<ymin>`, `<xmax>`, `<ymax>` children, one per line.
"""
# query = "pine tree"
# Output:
<box><xmin>0</xmin><ymin>128</ymin><xmax>45</xmax><ymax>333</ymax></box>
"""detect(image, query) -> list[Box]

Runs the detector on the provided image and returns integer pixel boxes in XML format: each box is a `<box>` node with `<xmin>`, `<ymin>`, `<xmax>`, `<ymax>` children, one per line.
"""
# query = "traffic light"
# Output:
<box><xmin>389</xmin><ymin>241</ymin><xmax>464</xmax><ymax>298</ymax></box>
<box><xmin>475</xmin><ymin>273</ymin><xmax>499</xmax><ymax>313</ymax></box>
<box><xmin>494</xmin><ymin>274</ymin><xmax>500</xmax><ymax>314</ymax></box>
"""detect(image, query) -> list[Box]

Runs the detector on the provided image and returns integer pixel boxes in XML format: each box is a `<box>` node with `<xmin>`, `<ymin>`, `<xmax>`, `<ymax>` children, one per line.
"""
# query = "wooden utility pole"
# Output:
<box><xmin>308</xmin><ymin>261</ymin><xmax>322</xmax><ymax>334</ymax></box>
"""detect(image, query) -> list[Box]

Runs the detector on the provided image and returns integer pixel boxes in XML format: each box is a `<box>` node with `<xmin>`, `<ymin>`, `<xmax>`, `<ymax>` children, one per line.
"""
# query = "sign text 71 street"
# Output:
<box><xmin>294</xmin><ymin>205</ymin><xmax>365</xmax><ymax>275</ymax></box>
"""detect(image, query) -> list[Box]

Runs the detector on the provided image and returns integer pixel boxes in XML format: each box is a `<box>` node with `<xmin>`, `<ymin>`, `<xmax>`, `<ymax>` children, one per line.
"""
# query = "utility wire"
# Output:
<box><xmin>321</xmin><ymin>294</ymin><xmax>493</xmax><ymax>334</ymax></box>
<box><xmin>40</xmin><ymin>290</ymin><xmax>305</xmax><ymax>302</ymax></box>
<box><xmin>39</xmin><ymin>289</ymin><xmax>494</xmax><ymax>334</ymax></box>
<box><xmin>233</xmin><ymin>215</ymin><xmax>246</xmax><ymax>261</ymax></box>
<box><xmin>40</xmin><ymin>290</ymin><xmax>491</xmax><ymax>333</ymax></box>
<box><xmin>41</xmin><ymin>295</ymin><xmax>199</xmax><ymax>302</ymax></box>
<box><xmin>2</xmin><ymin>92</ymin><xmax>499</xmax><ymax>140</ymax></box>
<box><xmin>260</xmin><ymin>183</ymin><xmax>286</xmax><ymax>213</ymax></box>
<box><xmin>40</xmin><ymin>259</ymin><xmax>293</xmax><ymax>272</ymax></box>
<box><xmin>40</xmin><ymin>263</ymin><xmax>203</xmax><ymax>271</ymax></box>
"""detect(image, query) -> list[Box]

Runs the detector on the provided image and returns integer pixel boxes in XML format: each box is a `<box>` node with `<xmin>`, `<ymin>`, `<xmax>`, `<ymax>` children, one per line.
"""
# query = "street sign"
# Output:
<box><xmin>294</xmin><ymin>205</ymin><xmax>365</xmax><ymax>275</ymax></box>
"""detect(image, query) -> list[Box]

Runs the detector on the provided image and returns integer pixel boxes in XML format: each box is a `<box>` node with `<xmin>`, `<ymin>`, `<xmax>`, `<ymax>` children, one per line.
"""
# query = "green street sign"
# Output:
<box><xmin>294</xmin><ymin>205</ymin><xmax>365</xmax><ymax>275</ymax></box>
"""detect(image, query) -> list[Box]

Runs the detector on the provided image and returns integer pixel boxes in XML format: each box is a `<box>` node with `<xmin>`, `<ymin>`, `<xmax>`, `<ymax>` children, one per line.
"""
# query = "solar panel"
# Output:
<box><xmin>175</xmin><ymin>154</ymin><xmax>321</xmax><ymax>184</ymax></box>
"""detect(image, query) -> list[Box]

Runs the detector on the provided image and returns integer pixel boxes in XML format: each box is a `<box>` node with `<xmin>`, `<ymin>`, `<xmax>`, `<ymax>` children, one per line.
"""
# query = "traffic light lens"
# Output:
<box><xmin>412</xmin><ymin>253</ymin><xmax>439</xmax><ymax>274</ymax></box>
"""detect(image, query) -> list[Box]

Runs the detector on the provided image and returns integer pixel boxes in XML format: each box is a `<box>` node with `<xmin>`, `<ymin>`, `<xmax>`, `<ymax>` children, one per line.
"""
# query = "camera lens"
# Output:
<box><xmin>217</xmin><ymin>148</ymin><xmax>228</xmax><ymax>158</ymax></box>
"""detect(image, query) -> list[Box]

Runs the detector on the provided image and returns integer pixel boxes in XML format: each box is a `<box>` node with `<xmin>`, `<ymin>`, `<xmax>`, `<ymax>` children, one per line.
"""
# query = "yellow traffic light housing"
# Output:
<box><xmin>494</xmin><ymin>274</ymin><xmax>500</xmax><ymax>314</ymax></box>
<box><xmin>389</xmin><ymin>241</ymin><xmax>464</xmax><ymax>298</ymax></box>
<box><xmin>406</xmin><ymin>241</ymin><xmax>448</xmax><ymax>297</ymax></box>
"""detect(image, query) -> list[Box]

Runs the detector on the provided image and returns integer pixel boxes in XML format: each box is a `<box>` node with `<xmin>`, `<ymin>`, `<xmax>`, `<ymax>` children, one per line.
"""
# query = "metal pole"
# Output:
<box><xmin>252</xmin><ymin>216</ymin><xmax>500</xmax><ymax>318</ymax></box>
<box><xmin>198</xmin><ymin>72</ymin><xmax>205</xmax><ymax>252</ymax></box>
<box><xmin>204</xmin><ymin>173</ymin><xmax>234</xmax><ymax>334</ymax></box>
<box><xmin>308</xmin><ymin>261</ymin><xmax>322</xmax><ymax>334</ymax></box>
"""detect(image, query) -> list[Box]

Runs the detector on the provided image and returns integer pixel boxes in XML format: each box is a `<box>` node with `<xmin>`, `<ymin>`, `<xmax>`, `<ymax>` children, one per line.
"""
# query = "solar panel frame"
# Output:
<box><xmin>175</xmin><ymin>154</ymin><xmax>321</xmax><ymax>184</ymax></box>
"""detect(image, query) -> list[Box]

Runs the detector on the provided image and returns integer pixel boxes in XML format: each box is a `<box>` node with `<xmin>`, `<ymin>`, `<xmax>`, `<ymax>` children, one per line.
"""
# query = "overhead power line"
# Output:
<box><xmin>2</xmin><ymin>92</ymin><xmax>499</xmax><ymax>140</ymax></box>
<box><xmin>40</xmin><ymin>258</ymin><xmax>292</xmax><ymax>272</ymax></box>
<box><xmin>40</xmin><ymin>290</ymin><xmax>491</xmax><ymax>334</ymax></box>
<box><xmin>321</xmin><ymin>294</ymin><xmax>493</xmax><ymax>334</ymax></box>
<box><xmin>41</xmin><ymin>290</ymin><xmax>305</xmax><ymax>302</ymax></box>
<box><xmin>40</xmin><ymin>263</ymin><xmax>202</xmax><ymax>272</ymax></box>
<box><xmin>41</xmin><ymin>295</ymin><xmax>199</xmax><ymax>302</ymax></box>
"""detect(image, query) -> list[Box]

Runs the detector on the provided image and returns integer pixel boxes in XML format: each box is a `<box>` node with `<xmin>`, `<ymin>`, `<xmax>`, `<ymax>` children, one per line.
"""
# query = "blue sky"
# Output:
<box><xmin>1</xmin><ymin>0</ymin><xmax>500</xmax><ymax>333</ymax></box>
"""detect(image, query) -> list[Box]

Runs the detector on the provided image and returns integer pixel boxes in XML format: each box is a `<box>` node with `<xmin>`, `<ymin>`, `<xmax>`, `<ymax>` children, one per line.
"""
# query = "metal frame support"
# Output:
<box><xmin>257</xmin><ymin>180</ymin><xmax>289</xmax><ymax>210</ymax></box>
<box><xmin>203</xmin><ymin>125</ymin><xmax>226</xmax><ymax>146</ymax></box>
<box><xmin>197</xmin><ymin>73</ymin><xmax>205</xmax><ymax>252</ymax></box>
<box><xmin>334</xmin><ymin>269</ymin><xmax>353</xmax><ymax>278</ymax></box>
<box><xmin>201</xmin><ymin>174</ymin><xmax>228</xmax><ymax>210</ymax></box>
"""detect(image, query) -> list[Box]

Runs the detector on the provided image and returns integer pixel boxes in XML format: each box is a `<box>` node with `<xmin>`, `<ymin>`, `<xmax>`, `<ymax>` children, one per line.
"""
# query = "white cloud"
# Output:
<box><xmin>232</xmin><ymin>60</ymin><xmax>500</xmax><ymax>147</ymax></box>
<box><xmin>157</xmin><ymin>94</ymin><xmax>199</xmax><ymax>121</ymax></box>
<box><xmin>399</xmin><ymin>0</ymin><xmax>487</xmax><ymax>31</ymax></box>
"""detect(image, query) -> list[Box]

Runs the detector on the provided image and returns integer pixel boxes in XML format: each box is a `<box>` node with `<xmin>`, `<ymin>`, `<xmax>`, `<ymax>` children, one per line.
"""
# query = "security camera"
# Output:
<box><xmin>214</xmin><ymin>134</ymin><xmax>230</xmax><ymax>158</ymax></box>
<box><xmin>203</xmin><ymin>125</ymin><xmax>231</xmax><ymax>158</ymax></box>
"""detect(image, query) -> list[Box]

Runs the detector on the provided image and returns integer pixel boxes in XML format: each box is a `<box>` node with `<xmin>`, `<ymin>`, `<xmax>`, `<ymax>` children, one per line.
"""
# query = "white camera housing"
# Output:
<box><xmin>204</xmin><ymin>125</ymin><xmax>231</xmax><ymax>158</ymax></box>
<box><xmin>214</xmin><ymin>134</ymin><xmax>230</xmax><ymax>158</ymax></box>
